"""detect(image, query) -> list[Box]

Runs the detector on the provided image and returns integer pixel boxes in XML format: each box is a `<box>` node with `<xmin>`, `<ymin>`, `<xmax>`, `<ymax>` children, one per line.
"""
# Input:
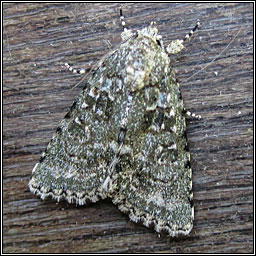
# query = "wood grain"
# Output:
<box><xmin>3</xmin><ymin>3</ymin><xmax>253</xmax><ymax>253</ymax></box>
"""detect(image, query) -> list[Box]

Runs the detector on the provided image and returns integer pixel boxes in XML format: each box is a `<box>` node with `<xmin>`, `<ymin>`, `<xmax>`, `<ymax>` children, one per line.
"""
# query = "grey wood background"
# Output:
<box><xmin>3</xmin><ymin>2</ymin><xmax>253</xmax><ymax>253</ymax></box>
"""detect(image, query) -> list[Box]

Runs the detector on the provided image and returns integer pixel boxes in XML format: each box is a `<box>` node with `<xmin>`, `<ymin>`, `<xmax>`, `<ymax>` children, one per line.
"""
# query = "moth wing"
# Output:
<box><xmin>29</xmin><ymin>57</ymin><xmax>130</xmax><ymax>205</ymax></box>
<box><xmin>111</xmin><ymin>74</ymin><xmax>194</xmax><ymax>236</ymax></box>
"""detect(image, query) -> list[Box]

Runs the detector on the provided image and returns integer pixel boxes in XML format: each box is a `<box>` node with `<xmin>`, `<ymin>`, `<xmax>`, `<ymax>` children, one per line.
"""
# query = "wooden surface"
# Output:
<box><xmin>3</xmin><ymin>2</ymin><xmax>253</xmax><ymax>253</ymax></box>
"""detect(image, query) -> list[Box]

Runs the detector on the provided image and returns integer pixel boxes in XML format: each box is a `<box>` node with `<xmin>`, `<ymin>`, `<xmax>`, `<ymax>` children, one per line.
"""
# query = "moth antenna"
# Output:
<box><xmin>166</xmin><ymin>22</ymin><xmax>200</xmax><ymax>55</ymax></box>
<box><xmin>183</xmin><ymin>26</ymin><xmax>242</xmax><ymax>83</ymax></box>
<box><xmin>119</xmin><ymin>7</ymin><xmax>128</xmax><ymax>32</ymax></box>
<box><xmin>183</xmin><ymin>21</ymin><xmax>200</xmax><ymax>42</ymax></box>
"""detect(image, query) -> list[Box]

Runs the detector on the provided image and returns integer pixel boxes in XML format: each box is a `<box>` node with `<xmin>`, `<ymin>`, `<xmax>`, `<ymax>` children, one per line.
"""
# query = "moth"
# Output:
<box><xmin>29</xmin><ymin>10</ymin><xmax>200</xmax><ymax>237</ymax></box>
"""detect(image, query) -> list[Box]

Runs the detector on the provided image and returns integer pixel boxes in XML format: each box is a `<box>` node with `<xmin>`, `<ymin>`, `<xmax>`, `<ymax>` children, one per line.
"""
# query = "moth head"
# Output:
<box><xmin>119</xmin><ymin>23</ymin><xmax>170</xmax><ymax>92</ymax></box>
<box><xmin>137</xmin><ymin>22</ymin><xmax>164</xmax><ymax>48</ymax></box>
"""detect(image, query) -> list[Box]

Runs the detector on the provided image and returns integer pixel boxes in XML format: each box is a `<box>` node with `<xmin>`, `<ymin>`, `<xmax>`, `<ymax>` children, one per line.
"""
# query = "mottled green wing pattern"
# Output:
<box><xmin>111</xmin><ymin>68</ymin><xmax>193</xmax><ymax>236</ymax></box>
<box><xmin>29</xmin><ymin>44</ymin><xmax>133</xmax><ymax>205</ymax></box>
<box><xmin>29</xmin><ymin>23</ymin><xmax>194</xmax><ymax>237</ymax></box>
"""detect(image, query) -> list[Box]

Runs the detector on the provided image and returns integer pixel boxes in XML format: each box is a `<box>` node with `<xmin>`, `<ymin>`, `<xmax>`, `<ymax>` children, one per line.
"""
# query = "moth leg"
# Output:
<box><xmin>64</xmin><ymin>62</ymin><xmax>86</xmax><ymax>75</ymax></box>
<box><xmin>167</xmin><ymin>22</ymin><xmax>200</xmax><ymax>55</ymax></box>
<box><xmin>185</xmin><ymin>109</ymin><xmax>202</xmax><ymax>119</ymax></box>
